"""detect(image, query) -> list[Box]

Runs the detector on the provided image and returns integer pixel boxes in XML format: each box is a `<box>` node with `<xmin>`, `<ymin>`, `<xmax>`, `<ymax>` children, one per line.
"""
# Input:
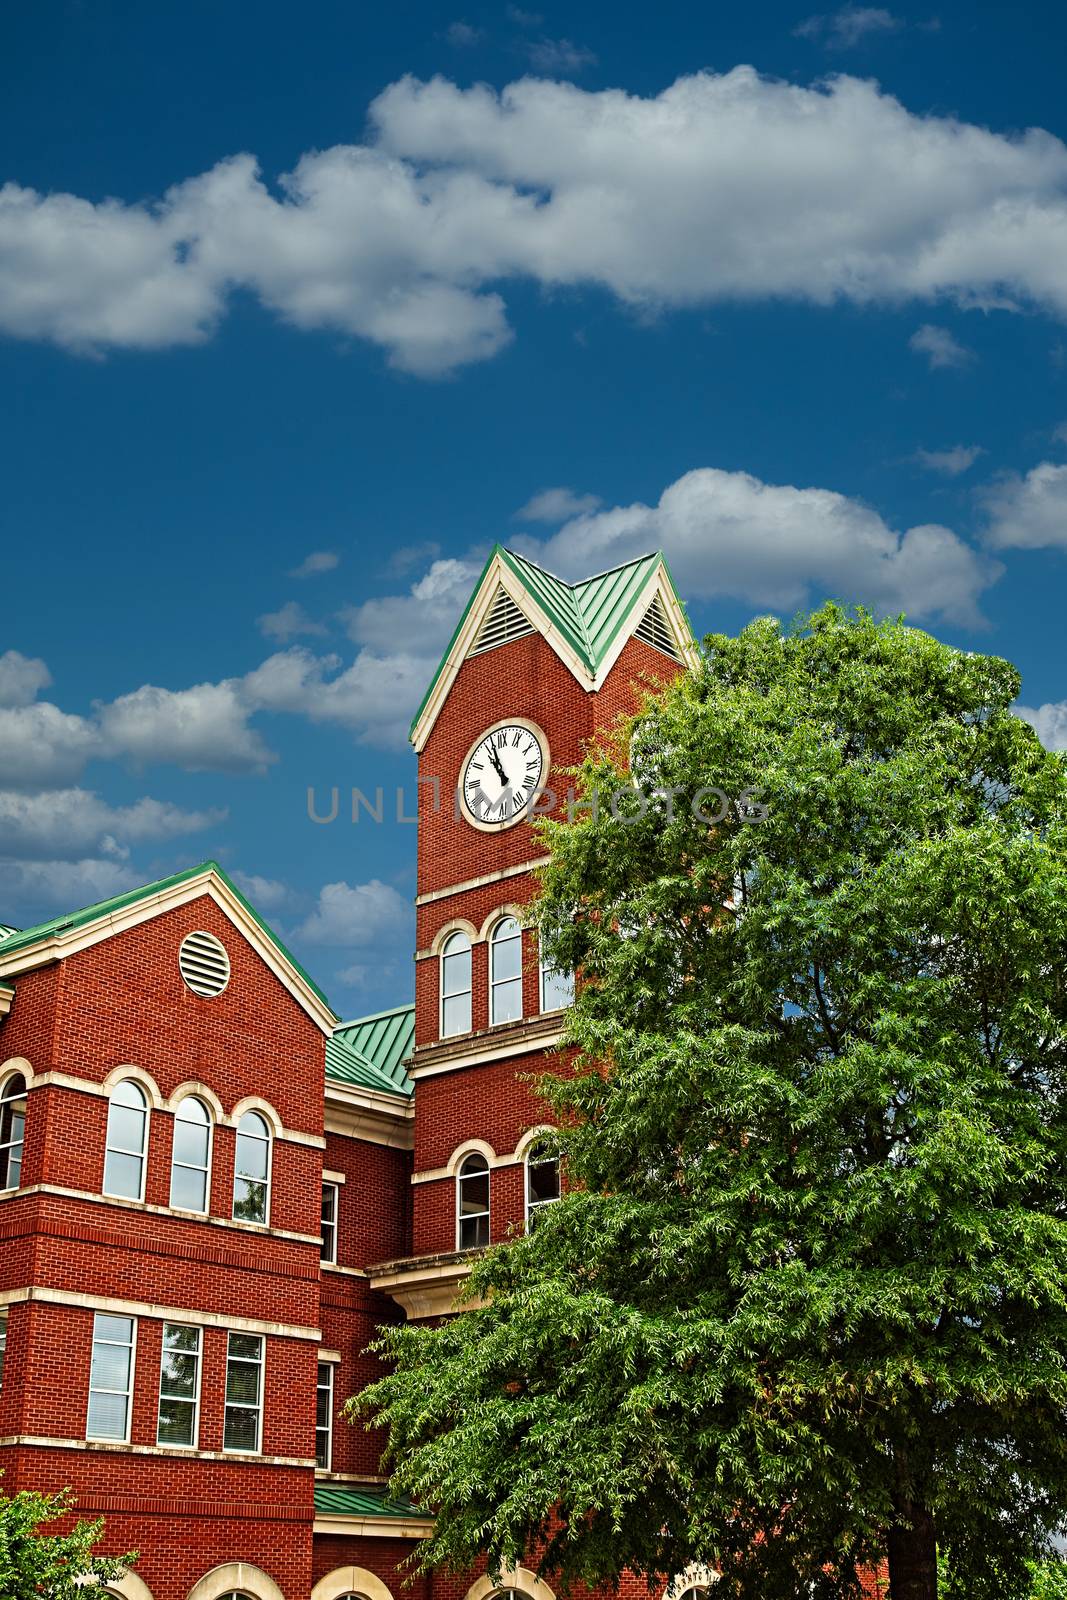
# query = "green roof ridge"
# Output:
<box><xmin>0</xmin><ymin>860</ymin><xmax>336</xmax><ymax>1017</ymax></box>
<box><xmin>331</xmin><ymin>1003</ymin><xmax>415</xmax><ymax>1098</ymax></box>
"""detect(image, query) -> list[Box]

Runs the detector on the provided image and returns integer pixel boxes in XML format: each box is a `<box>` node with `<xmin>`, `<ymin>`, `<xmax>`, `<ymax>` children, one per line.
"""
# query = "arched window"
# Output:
<box><xmin>170</xmin><ymin>1096</ymin><xmax>212</xmax><ymax>1213</ymax></box>
<box><xmin>104</xmin><ymin>1080</ymin><xmax>149</xmax><ymax>1201</ymax></box>
<box><xmin>233</xmin><ymin>1111</ymin><xmax>271</xmax><ymax>1224</ymax></box>
<box><xmin>440</xmin><ymin>931</ymin><xmax>472</xmax><ymax>1037</ymax></box>
<box><xmin>0</xmin><ymin>1073</ymin><xmax>27</xmax><ymax>1191</ymax></box>
<box><xmin>489</xmin><ymin>917</ymin><xmax>523</xmax><ymax>1025</ymax></box>
<box><xmin>539</xmin><ymin>953</ymin><xmax>574</xmax><ymax>1012</ymax></box>
<box><xmin>525</xmin><ymin>1138</ymin><xmax>560</xmax><ymax>1228</ymax></box>
<box><xmin>456</xmin><ymin>1152</ymin><xmax>490</xmax><ymax>1250</ymax></box>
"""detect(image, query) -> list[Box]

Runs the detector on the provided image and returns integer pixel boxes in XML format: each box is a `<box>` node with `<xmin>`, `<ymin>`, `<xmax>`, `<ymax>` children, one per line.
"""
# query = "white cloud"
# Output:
<box><xmin>4</xmin><ymin>69</ymin><xmax>1067</xmax><ymax>373</ymax></box>
<box><xmin>0</xmin><ymin>788</ymin><xmax>224</xmax><ymax>861</ymax></box>
<box><xmin>242</xmin><ymin>645</ymin><xmax>437</xmax><ymax>748</ymax></box>
<box><xmin>0</xmin><ymin>650</ymin><xmax>51</xmax><ymax>708</ymax></box>
<box><xmin>0</xmin><ymin>701</ymin><xmax>102</xmax><ymax>789</ymax></box>
<box><xmin>289</xmin><ymin>550</ymin><xmax>339</xmax><ymax>579</ymax></box>
<box><xmin>1016</xmin><ymin>702</ymin><xmax>1067</xmax><ymax>751</ymax></box>
<box><xmin>231</xmin><ymin>871</ymin><xmax>293</xmax><ymax>913</ymax></box>
<box><xmin>909</xmin><ymin>324</ymin><xmax>975</xmax><ymax>369</ymax></box>
<box><xmin>514</xmin><ymin>486</ymin><xmax>603</xmax><ymax>523</ymax></box>
<box><xmin>794</xmin><ymin>6</ymin><xmax>902</xmax><ymax>47</ymax></box>
<box><xmin>343</xmin><ymin>557</ymin><xmax>482</xmax><ymax>652</ymax></box>
<box><xmin>517</xmin><ymin>465</ymin><xmax>998</xmax><ymax>626</ymax></box>
<box><xmin>97</xmin><ymin>681</ymin><xmax>276</xmax><ymax>773</ymax></box>
<box><xmin>257</xmin><ymin>600</ymin><xmax>328</xmax><ymax>643</ymax></box>
<box><xmin>0</xmin><ymin>857</ymin><xmax>140</xmax><ymax>913</ymax></box>
<box><xmin>295</xmin><ymin>879</ymin><xmax>410</xmax><ymax>945</ymax></box>
<box><xmin>445</xmin><ymin>20</ymin><xmax>483</xmax><ymax>46</ymax></box>
<box><xmin>913</xmin><ymin>444</ymin><xmax>984</xmax><ymax>476</ymax></box>
<box><xmin>981</xmin><ymin>462</ymin><xmax>1067</xmax><ymax>550</ymax></box>
<box><xmin>524</xmin><ymin>37</ymin><xmax>597</xmax><ymax>73</ymax></box>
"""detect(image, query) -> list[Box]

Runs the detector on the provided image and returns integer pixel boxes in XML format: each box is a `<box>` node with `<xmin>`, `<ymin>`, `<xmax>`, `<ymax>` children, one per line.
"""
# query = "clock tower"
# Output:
<box><xmin>369</xmin><ymin>544</ymin><xmax>696</xmax><ymax>1318</ymax></box>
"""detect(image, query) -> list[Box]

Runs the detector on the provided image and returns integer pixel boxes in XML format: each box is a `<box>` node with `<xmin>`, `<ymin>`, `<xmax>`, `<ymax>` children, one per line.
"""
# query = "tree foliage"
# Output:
<box><xmin>0</xmin><ymin>1482</ymin><xmax>135</xmax><ymax>1596</ymax></box>
<box><xmin>355</xmin><ymin>606</ymin><xmax>1067</xmax><ymax>1600</ymax></box>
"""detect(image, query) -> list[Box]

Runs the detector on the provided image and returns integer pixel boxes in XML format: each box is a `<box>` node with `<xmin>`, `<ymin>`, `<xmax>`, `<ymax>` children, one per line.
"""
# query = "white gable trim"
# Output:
<box><xmin>0</xmin><ymin>868</ymin><xmax>337</xmax><ymax>1035</ymax></box>
<box><xmin>411</xmin><ymin>554</ymin><xmax>698</xmax><ymax>751</ymax></box>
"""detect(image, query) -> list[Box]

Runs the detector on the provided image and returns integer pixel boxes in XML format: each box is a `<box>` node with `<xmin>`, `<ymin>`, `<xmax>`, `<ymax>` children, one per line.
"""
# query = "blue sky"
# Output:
<box><xmin>3</xmin><ymin>0</ymin><xmax>1067</xmax><ymax>1017</ymax></box>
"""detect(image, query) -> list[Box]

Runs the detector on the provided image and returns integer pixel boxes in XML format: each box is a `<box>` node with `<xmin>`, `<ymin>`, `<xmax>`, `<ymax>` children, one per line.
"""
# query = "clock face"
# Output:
<box><xmin>460</xmin><ymin>720</ymin><xmax>547</xmax><ymax>829</ymax></box>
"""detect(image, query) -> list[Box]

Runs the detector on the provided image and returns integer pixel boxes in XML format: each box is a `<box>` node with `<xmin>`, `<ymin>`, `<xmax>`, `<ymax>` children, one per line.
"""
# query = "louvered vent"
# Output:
<box><xmin>634</xmin><ymin>594</ymin><xmax>681</xmax><ymax>660</ymax></box>
<box><xmin>469</xmin><ymin>587</ymin><xmax>535</xmax><ymax>655</ymax></box>
<box><xmin>179</xmin><ymin>930</ymin><xmax>231</xmax><ymax>997</ymax></box>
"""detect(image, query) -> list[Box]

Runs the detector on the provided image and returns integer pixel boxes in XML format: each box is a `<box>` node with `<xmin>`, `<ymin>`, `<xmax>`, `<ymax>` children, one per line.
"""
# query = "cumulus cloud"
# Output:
<box><xmin>981</xmin><ymin>462</ymin><xmax>1067</xmax><ymax>550</ymax></box>
<box><xmin>257</xmin><ymin>600</ymin><xmax>328</xmax><ymax>643</ymax></box>
<box><xmin>0</xmin><ymin>788</ymin><xmax>224</xmax><ymax>861</ymax></box>
<box><xmin>516</xmin><ymin>465</ymin><xmax>998</xmax><ymax>626</ymax></box>
<box><xmin>289</xmin><ymin>550</ymin><xmax>339</xmax><ymax>578</ymax></box>
<box><xmin>0</xmin><ymin>857</ymin><xmax>141</xmax><ymax>913</ymax></box>
<box><xmin>242</xmin><ymin>644</ymin><xmax>437</xmax><ymax>748</ymax></box>
<box><xmin>295</xmin><ymin>878</ymin><xmax>410</xmax><ymax>945</ymax></box>
<box><xmin>342</xmin><ymin>557</ymin><xmax>482</xmax><ymax>652</ymax></box>
<box><xmin>523</xmin><ymin>37</ymin><xmax>597</xmax><ymax>73</ymax></box>
<box><xmin>0</xmin><ymin>650</ymin><xmax>51</xmax><ymax>709</ymax></box>
<box><xmin>909</xmin><ymin>324</ymin><xmax>975</xmax><ymax>369</ymax></box>
<box><xmin>97</xmin><ymin>680</ymin><xmax>276</xmax><ymax>773</ymax></box>
<box><xmin>4</xmin><ymin>69</ymin><xmax>1067</xmax><ymax>372</ymax></box>
<box><xmin>514</xmin><ymin>486</ymin><xmax>603</xmax><ymax>523</ymax></box>
<box><xmin>1016</xmin><ymin>702</ymin><xmax>1067</xmax><ymax>751</ymax></box>
<box><xmin>794</xmin><ymin>6</ymin><xmax>902</xmax><ymax>47</ymax></box>
<box><xmin>0</xmin><ymin>701</ymin><xmax>102</xmax><ymax>789</ymax></box>
<box><xmin>231</xmin><ymin>871</ymin><xmax>293</xmax><ymax>913</ymax></box>
<box><xmin>913</xmin><ymin>444</ymin><xmax>984</xmax><ymax>476</ymax></box>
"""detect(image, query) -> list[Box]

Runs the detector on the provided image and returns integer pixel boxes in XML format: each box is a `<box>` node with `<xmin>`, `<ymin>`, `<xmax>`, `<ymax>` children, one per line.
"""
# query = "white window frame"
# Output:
<box><xmin>456</xmin><ymin>1152</ymin><xmax>491</xmax><ymax>1251</ymax></box>
<box><xmin>232</xmin><ymin>1111</ymin><xmax>272</xmax><ymax>1226</ymax></box>
<box><xmin>169</xmin><ymin>1095</ymin><xmax>213</xmax><ymax>1214</ymax></box>
<box><xmin>440</xmin><ymin>930</ymin><xmax>473</xmax><ymax>1038</ymax></box>
<box><xmin>0</xmin><ymin>1071</ymin><xmax>27</xmax><ymax>1192</ymax></box>
<box><xmin>539</xmin><ymin>955</ymin><xmax>574</xmax><ymax>1013</ymax></box>
<box><xmin>103</xmin><ymin>1079</ymin><xmax>149</xmax><ymax>1203</ymax></box>
<box><xmin>156</xmin><ymin>1322</ymin><xmax>202</xmax><ymax>1450</ymax></box>
<box><xmin>223</xmin><ymin>1331</ymin><xmax>264</xmax><ymax>1454</ymax></box>
<box><xmin>489</xmin><ymin>916</ymin><xmax>524</xmax><ymax>1026</ymax></box>
<box><xmin>525</xmin><ymin>1141</ymin><xmax>561</xmax><ymax>1228</ymax></box>
<box><xmin>316</xmin><ymin>1360</ymin><xmax>334</xmax><ymax>1471</ymax></box>
<box><xmin>0</xmin><ymin>1308</ymin><xmax>7</xmax><ymax>1390</ymax></box>
<box><xmin>86</xmin><ymin>1312</ymin><xmax>137</xmax><ymax>1443</ymax></box>
<box><xmin>320</xmin><ymin>1182</ymin><xmax>339</xmax><ymax>1264</ymax></box>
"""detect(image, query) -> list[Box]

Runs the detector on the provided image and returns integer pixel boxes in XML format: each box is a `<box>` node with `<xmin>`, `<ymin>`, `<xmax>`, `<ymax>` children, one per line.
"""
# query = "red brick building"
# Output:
<box><xmin>0</xmin><ymin>546</ymin><xmax>696</xmax><ymax>1600</ymax></box>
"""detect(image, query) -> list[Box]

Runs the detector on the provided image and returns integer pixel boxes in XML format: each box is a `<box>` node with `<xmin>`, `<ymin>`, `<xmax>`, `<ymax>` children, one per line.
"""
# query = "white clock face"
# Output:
<box><xmin>460</xmin><ymin>720</ymin><xmax>547</xmax><ymax>829</ymax></box>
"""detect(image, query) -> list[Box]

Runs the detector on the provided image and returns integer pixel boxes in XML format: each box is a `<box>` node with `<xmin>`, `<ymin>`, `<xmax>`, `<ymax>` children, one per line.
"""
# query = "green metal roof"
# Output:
<box><xmin>328</xmin><ymin>1005</ymin><xmax>414</xmax><ymax>1099</ymax></box>
<box><xmin>0</xmin><ymin>926</ymin><xmax>20</xmax><ymax>943</ymax></box>
<box><xmin>0</xmin><ymin>861</ymin><xmax>336</xmax><ymax>1016</ymax></box>
<box><xmin>313</xmin><ymin>1484</ymin><xmax>426</xmax><ymax>1519</ymax></box>
<box><xmin>409</xmin><ymin>544</ymin><xmax>693</xmax><ymax>739</ymax></box>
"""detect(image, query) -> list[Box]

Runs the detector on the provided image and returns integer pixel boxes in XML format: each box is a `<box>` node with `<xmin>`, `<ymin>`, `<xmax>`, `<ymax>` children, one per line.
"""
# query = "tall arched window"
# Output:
<box><xmin>0</xmin><ymin>1073</ymin><xmax>27</xmax><ymax>1191</ymax></box>
<box><xmin>539</xmin><ymin>954</ymin><xmax>574</xmax><ymax>1012</ymax></box>
<box><xmin>456</xmin><ymin>1152</ymin><xmax>490</xmax><ymax>1250</ymax></box>
<box><xmin>440</xmin><ymin>931</ymin><xmax>472</xmax><ymax>1037</ymax></box>
<box><xmin>104</xmin><ymin>1080</ymin><xmax>149</xmax><ymax>1201</ymax></box>
<box><xmin>233</xmin><ymin>1111</ymin><xmax>271</xmax><ymax>1224</ymax></box>
<box><xmin>170</xmin><ymin>1096</ymin><xmax>212</xmax><ymax>1213</ymax></box>
<box><xmin>525</xmin><ymin>1137</ymin><xmax>560</xmax><ymax>1228</ymax></box>
<box><xmin>489</xmin><ymin>917</ymin><xmax>523</xmax><ymax>1025</ymax></box>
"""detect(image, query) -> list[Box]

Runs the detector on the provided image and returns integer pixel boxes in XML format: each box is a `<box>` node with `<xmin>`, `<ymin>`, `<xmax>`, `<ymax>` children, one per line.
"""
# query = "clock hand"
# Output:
<box><xmin>488</xmin><ymin>744</ymin><xmax>508</xmax><ymax>785</ymax></box>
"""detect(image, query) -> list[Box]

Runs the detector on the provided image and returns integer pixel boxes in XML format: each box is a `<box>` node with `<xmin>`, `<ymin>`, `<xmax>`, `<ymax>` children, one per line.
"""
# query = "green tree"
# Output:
<box><xmin>356</xmin><ymin>606</ymin><xmax>1067</xmax><ymax>1600</ymax></box>
<box><xmin>0</xmin><ymin>1484</ymin><xmax>135</xmax><ymax>1596</ymax></box>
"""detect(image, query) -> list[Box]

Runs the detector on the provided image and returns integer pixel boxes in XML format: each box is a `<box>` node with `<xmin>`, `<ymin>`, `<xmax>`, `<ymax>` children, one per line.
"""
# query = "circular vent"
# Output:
<box><xmin>179</xmin><ymin>930</ymin><xmax>231</xmax><ymax>997</ymax></box>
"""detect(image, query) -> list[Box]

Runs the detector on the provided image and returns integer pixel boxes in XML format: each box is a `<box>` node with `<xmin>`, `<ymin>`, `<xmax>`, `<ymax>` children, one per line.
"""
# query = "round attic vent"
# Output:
<box><xmin>179</xmin><ymin>930</ymin><xmax>231</xmax><ymax>997</ymax></box>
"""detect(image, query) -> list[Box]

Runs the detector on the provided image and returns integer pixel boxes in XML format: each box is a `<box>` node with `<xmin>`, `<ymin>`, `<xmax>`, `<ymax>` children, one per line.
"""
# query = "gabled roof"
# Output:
<box><xmin>0</xmin><ymin>861</ymin><xmax>338</xmax><ymax>1034</ymax></box>
<box><xmin>409</xmin><ymin>544</ymin><xmax>698</xmax><ymax>750</ymax></box>
<box><xmin>328</xmin><ymin>1005</ymin><xmax>414</xmax><ymax>1100</ymax></box>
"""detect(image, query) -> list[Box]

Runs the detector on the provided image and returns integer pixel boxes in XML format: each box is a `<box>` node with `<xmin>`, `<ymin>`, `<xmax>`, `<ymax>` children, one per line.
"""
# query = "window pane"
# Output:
<box><xmin>223</xmin><ymin>1406</ymin><xmax>259</xmax><ymax>1451</ymax></box>
<box><xmin>172</xmin><ymin>1119</ymin><xmax>210</xmax><ymax>1167</ymax></box>
<box><xmin>234</xmin><ymin>1134</ymin><xmax>268</xmax><ymax>1182</ymax></box>
<box><xmin>232</xmin><ymin>1177</ymin><xmax>266</xmax><ymax>1223</ymax></box>
<box><xmin>90</xmin><ymin>1338</ymin><xmax>132</xmax><ymax>1392</ymax></box>
<box><xmin>442</xmin><ymin>946</ymin><xmax>471</xmax><ymax>995</ymax></box>
<box><xmin>226</xmin><ymin>1361</ymin><xmax>260</xmax><ymax>1404</ymax></box>
<box><xmin>170</xmin><ymin>1163</ymin><xmax>208</xmax><ymax>1212</ymax></box>
<box><xmin>460</xmin><ymin>1213</ymin><xmax>490</xmax><ymax>1249</ymax></box>
<box><xmin>541</xmin><ymin>964</ymin><xmax>574</xmax><ymax>1010</ymax></box>
<box><xmin>491</xmin><ymin>977</ymin><xmax>523</xmax><ymax>1024</ymax></box>
<box><xmin>164</xmin><ymin>1325</ymin><xmax>200</xmax><ymax>1353</ymax></box>
<box><xmin>229</xmin><ymin>1333</ymin><xmax>263</xmax><ymax>1362</ymax></box>
<box><xmin>442</xmin><ymin>993</ymin><xmax>471</xmax><ymax>1036</ymax></box>
<box><xmin>529</xmin><ymin>1158</ymin><xmax>560</xmax><ymax>1206</ymax></box>
<box><xmin>492</xmin><ymin>925</ymin><xmax>522</xmax><ymax>981</ymax></box>
<box><xmin>107</xmin><ymin>1104</ymin><xmax>146</xmax><ymax>1153</ymax></box>
<box><xmin>0</xmin><ymin>1314</ymin><xmax>8</xmax><ymax>1389</ymax></box>
<box><xmin>103</xmin><ymin>1150</ymin><xmax>143</xmax><ymax>1199</ymax></box>
<box><xmin>94</xmin><ymin>1314</ymin><xmax>134</xmax><ymax>1344</ymax></box>
<box><xmin>160</xmin><ymin>1350</ymin><xmax>198</xmax><ymax>1399</ymax></box>
<box><xmin>87</xmin><ymin>1390</ymin><xmax>128</xmax><ymax>1440</ymax></box>
<box><xmin>459</xmin><ymin>1173</ymin><xmax>489</xmax><ymax>1214</ymax></box>
<box><xmin>157</xmin><ymin>1397</ymin><xmax>196</xmax><ymax>1446</ymax></box>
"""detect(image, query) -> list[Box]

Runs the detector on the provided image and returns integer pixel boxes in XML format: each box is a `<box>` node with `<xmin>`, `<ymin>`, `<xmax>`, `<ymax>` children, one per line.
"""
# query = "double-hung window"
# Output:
<box><xmin>316</xmin><ymin>1361</ymin><xmax>334</xmax><ymax>1469</ymax></box>
<box><xmin>0</xmin><ymin>1073</ymin><xmax>27</xmax><ymax>1190</ymax></box>
<box><xmin>87</xmin><ymin>1313</ymin><xmax>136</xmax><ymax>1442</ymax></box>
<box><xmin>103</xmin><ymin>1081</ymin><xmax>149</xmax><ymax>1201</ymax></box>
<box><xmin>224</xmin><ymin>1332</ymin><xmax>264</xmax><ymax>1453</ymax></box>
<box><xmin>320</xmin><ymin>1183</ymin><xmax>338</xmax><ymax>1264</ymax></box>
<box><xmin>157</xmin><ymin>1323</ymin><xmax>201</xmax><ymax>1448</ymax></box>
<box><xmin>170</xmin><ymin>1097</ymin><xmax>212</xmax><ymax>1213</ymax></box>
<box><xmin>232</xmin><ymin>1112</ymin><xmax>271</xmax><ymax>1224</ymax></box>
